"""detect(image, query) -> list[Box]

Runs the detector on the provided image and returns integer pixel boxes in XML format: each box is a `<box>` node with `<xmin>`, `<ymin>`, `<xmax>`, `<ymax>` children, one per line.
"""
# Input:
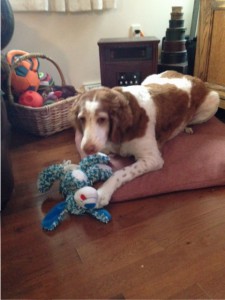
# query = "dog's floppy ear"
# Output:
<box><xmin>109</xmin><ymin>88</ymin><xmax>149</xmax><ymax>144</ymax></box>
<box><xmin>109</xmin><ymin>89</ymin><xmax>133</xmax><ymax>143</ymax></box>
<box><xmin>110</xmin><ymin>112</ymin><xmax>123</xmax><ymax>143</ymax></box>
<box><xmin>69</xmin><ymin>93</ymin><xmax>83</xmax><ymax>132</ymax></box>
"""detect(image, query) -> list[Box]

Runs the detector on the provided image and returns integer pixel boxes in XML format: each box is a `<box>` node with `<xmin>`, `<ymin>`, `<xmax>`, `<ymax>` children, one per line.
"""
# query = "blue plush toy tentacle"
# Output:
<box><xmin>86</xmin><ymin>165</ymin><xmax>113</xmax><ymax>185</ymax></box>
<box><xmin>38</xmin><ymin>164</ymin><xmax>64</xmax><ymax>193</ymax></box>
<box><xmin>42</xmin><ymin>201</ymin><xmax>67</xmax><ymax>231</ymax></box>
<box><xmin>79</xmin><ymin>153</ymin><xmax>110</xmax><ymax>172</ymax></box>
<box><xmin>88</xmin><ymin>208</ymin><xmax>112</xmax><ymax>223</ymax></box>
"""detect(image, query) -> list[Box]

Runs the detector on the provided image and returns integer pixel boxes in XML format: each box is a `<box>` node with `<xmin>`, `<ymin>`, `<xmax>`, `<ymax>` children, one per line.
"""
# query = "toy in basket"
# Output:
<box><xmin>6</xmin><ymin>52</ymin><xmax>78</xmax><ymax>136</ymax></box>
<box><xmin>6</xmin><ymin>50</ymin><xmax>40</xmax><ymax>95</ymax></box>
<box><xmin>18</xmin><ymin>91</ymin><xmax>44</xmax><ymax>107</ymax></box>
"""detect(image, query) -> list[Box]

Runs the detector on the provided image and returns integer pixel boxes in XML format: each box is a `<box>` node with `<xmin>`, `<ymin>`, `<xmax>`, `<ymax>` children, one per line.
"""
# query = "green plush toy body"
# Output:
<box><xmin>38</xmin><ymin>153</ymin><xmax>113</xmax><ymax>230</ymax></box>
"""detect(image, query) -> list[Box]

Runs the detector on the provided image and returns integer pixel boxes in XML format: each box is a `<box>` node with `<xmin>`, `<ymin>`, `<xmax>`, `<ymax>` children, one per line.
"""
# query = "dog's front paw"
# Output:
<box><xmin>96</xmin><ymin>188</ymin><xmax>111</xmax><ymax>208</ymax></box>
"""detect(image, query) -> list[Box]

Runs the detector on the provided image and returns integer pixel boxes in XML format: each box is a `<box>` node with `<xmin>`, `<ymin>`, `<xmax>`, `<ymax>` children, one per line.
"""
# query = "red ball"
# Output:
<box><xmin>18</xmin><ymin>91</ymin><xmax>43</xmax><ymax>107</ymax></box>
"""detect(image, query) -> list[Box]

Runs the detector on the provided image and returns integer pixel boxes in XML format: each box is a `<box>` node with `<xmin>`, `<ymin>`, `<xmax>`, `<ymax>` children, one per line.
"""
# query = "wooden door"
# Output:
<box><xmin>194</xmin><ymin>0</ymin><xmax>225</xmax><ymax>109</ymax></box>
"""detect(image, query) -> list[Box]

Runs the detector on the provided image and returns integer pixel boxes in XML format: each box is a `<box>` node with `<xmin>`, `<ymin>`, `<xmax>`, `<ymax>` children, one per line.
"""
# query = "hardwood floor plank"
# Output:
<box><xmin>168</xmin><ymin>283</ymin><xmax>210</xmax><ymax>299</ymax></box>
<box><xmin>75</xmin><ymin>222</ymin><xmax>164</xmax><ymax>277</ymax></box>
<box><xmin>199</xmin><ymin>268</ymin><xmax>225</xmax><ymax>299</ymax></box>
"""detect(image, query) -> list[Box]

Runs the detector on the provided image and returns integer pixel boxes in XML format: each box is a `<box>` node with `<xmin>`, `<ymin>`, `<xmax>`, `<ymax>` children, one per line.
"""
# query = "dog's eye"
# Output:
<box><xmin>79</xmin><ymin>116</ymin><xmax>86</xmax><ymax>125</ymax></box>
<box><xmin>97</xmin><ymin>117</ymin><xmax>107</xmax><ymax>125</ymax></box>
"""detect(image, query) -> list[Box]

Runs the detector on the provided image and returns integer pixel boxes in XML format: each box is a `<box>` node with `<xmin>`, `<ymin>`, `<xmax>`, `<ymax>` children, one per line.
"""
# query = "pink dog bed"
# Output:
<box><xmin>75</xmin><ymin>117</ymin><xmax>225</xmax><ymax>202</ymax></box>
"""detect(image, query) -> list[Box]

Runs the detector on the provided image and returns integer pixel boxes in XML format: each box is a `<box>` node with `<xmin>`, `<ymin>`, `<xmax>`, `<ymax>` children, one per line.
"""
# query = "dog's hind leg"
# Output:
<box><xmin>189</xmin><ymin>91</ymin><xmax>220</xmax><ymax>125</ymax></box>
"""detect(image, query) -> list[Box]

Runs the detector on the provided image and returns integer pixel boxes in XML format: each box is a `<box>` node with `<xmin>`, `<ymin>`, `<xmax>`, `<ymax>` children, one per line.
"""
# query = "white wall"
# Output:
<box><xmin>5</xmin><ymin>0</ymin><xmax>194</xmax><ymax>89</ymax></box>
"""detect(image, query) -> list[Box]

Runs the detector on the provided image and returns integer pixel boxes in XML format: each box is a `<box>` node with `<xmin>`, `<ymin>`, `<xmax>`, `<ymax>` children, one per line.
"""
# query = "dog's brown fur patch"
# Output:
<box><xmin>146</xmin><ymin>79</ymin><xmax>208</xmax><ymax>146</ymax></box>
<box><xmin>147</xmin><ymin>83</ymin><xmax>189</xmax><ymax>145</ymax></box>
<box><xmin>110</xmin><ymin>88</ymin><xmax>149</xmax><ymax>143</ymax></box>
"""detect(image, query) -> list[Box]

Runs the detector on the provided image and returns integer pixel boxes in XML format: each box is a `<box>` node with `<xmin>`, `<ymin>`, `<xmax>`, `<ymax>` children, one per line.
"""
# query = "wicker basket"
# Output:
<box><xmin>6</xmin><ymin>53</ymin><xmax>77</xmax><ymax>136</ymax></box>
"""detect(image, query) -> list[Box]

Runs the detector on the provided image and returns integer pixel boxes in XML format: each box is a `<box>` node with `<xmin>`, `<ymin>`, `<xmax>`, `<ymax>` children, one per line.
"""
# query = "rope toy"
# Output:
<box><xmin>38</xmin><ymin>153</ymin><xmax>113</xmax><ymax>230</ymax></box>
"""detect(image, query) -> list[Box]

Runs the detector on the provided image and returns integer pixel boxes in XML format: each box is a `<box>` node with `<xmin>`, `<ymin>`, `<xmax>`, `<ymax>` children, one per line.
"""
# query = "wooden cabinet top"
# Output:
<box><xmin>98</xmin><ymin>37</ymin><xmax>160</xmax><ymax>45</ymax></box>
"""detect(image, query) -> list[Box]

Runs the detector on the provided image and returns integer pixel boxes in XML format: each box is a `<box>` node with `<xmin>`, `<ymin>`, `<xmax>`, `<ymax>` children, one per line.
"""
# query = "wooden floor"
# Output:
<box><xmin>1</xmin><ymin>125</ymin><xmax>225</xmax><ymax>299</ymax></box>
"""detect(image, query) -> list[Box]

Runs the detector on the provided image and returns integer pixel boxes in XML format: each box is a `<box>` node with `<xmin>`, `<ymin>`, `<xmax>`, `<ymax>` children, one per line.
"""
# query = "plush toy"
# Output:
<box><xmin>6</xmin><ymin>50</ymin><xmax>40</xmax><ymax>95</ymax></box>
<box><xmin>40</xmin><ymin>84</ymin><xmax>77</xmax><ymax>106</ymax></box>
<box><xmin>38</xmin><ymin>72</ymin><xmax>54</xmax><ymax>91</ymax></box>
<box><xmin>38</xmin><ymin>153</ymin><xmax>113</xmax><ymax>230</ymax></box>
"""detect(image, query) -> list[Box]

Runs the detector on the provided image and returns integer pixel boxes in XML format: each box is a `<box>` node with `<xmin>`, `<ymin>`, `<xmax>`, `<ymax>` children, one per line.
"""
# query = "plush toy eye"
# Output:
<box><xmin>80</xmin><ymin>194</ymin><xmax>86</xmax><ymax>201</ymax></box>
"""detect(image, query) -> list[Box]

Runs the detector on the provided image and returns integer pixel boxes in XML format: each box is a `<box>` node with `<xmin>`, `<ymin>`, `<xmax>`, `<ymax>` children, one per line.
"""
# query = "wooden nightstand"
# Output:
<box><xmin>98</xmin><ymin>37</ymin><xmax>160</xmax><ymax>87</ymax></box>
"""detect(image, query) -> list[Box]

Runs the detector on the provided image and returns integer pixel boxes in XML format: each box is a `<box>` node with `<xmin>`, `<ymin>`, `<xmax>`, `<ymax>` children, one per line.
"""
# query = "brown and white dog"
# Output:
<box><xmin>70</xmin><ymin>71</ymin><xmax>220</xmax><ymax>207</ymax></box>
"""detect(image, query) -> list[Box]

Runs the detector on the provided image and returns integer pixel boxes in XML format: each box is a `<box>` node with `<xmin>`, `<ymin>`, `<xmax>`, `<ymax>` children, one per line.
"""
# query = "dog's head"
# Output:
<box><xmin>69</xmin><ymin>87</ymin><xmax>136</xmax><ymax>155</ymax></box>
